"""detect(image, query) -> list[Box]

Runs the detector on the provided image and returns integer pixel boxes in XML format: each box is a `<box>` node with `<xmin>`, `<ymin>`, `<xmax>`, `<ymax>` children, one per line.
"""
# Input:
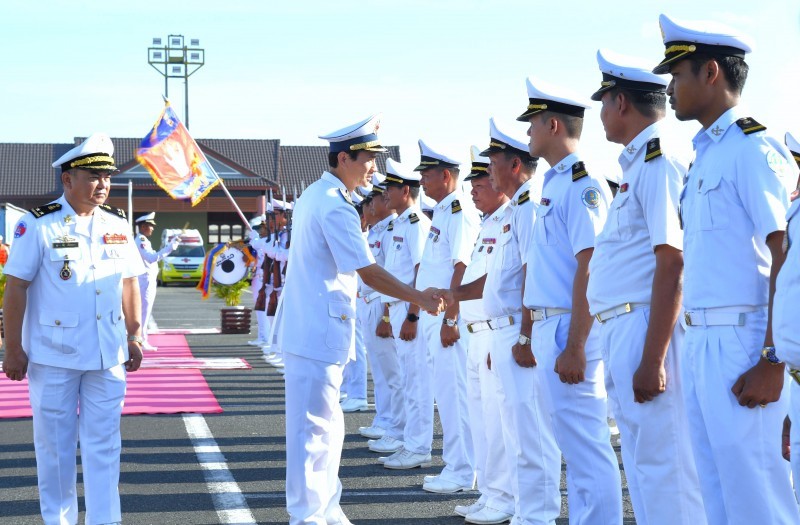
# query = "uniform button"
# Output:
<box><xmin>118</xmin><ymin>315</ymin><xmax>122</xmax><ymax>320</ymax></box>
<box><xmin>97</xmin><ymin>314</ymin><xmax>102</xmax><ymax>320</ymax></box>
<box><xmin>96</xmin><ymin>290</ymin><xmax>101</xmax><ymax>295</ymax></box>
<box><xmin>340</xmin><ymin>314</ymin><xmax>347</xmax><ymax>320</ymax></box>
<box><xmin>55</xmin><ymin>320</ymin><xmax>61</xmax><ymax>326</ymax></box>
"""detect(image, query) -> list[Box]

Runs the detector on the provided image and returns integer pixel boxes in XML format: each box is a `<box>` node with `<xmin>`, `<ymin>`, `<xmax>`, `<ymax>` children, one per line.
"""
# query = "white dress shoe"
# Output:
<box><xmin>340</xmin><ymin>398</ymin><xmax>368</xmax><ymax>413</ymax></box>
<box><xmin>359</xmin><ymin>426</ymin><xmax>385</xmax><ymax>439</ymax></box>
<box><xmin>422</xmin><ymin>477</ymin><xmax>472</xmax><ymax>494</ymax></box>
<box><xmin>383</xmin><ymin>449</ymin><xmax>432</xmax><ymax>469</ymax></box>
<box><xmin>377</xmin><ymin>447</ymin><xmax>404</xmax><ymax>464</ymax></box>
<box><xmin>424</xmin><ymin>474</ymin><xmax>438</xmax><ymax>483</ymax></box>
<box><xmin>455</xmin><ymin>500</ymin><xmax>486</xmax><ymax>517</ymax></box>
<box><xmin>465</xmin><ymin>506</ymin><xmax>513</xmax><ymax>524</ymax></box>
<box><xmin>368</xmin><ymin>436</ymin><xmax>404</xmax><ymax>453</ymax></box>
<box><xmin>247</xmin><ymin>339</ymin><xmax>266</xmax><ymax>346</ymax></box>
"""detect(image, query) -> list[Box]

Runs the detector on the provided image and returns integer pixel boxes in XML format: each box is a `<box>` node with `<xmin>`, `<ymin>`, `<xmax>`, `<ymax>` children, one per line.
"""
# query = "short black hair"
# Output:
<box><xmin>607</xmin><ymin>87</ymin><xmax>666</xmax><ymax>119</ymax></box>
<box><xmin>328</xmin><ymin>150</ymin><xmax>360</xmax><ymax>168</ymax></box>
<box><xmin>686</xmin><ymin>53</ymin><xmax>749</xmax><ymax>95</ymax></box>
<box><xmin>408</xmin><ymin>186</ymin><xmax>420</xmax><ymax>200</ymax></box>
<box><xmin>501</xmin><ymin>149</ymin><xmax>538</xmax><ymax>174</ymax></box>
<box><xmin>540</xmin><ymin>111</ymin><xmax>583</xmax><ymax>139</ymax></box>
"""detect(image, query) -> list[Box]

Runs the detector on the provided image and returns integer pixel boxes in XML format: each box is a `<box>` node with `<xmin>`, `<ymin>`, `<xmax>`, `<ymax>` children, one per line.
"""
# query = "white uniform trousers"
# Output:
<box><xmin>138</xmin><ymin>271</ymin><xmax>157</xmax><ymax>342</ymax></box>
<box><xmin>420</xmin><ymin>311</ymin><xmax>475</xmax><ymax>486</ymax></box>
<box><xmin>251</xmin><ymin>277</ymin><xmax>272</xmax><ymax>343</ymax></box>
<box><xmin>388</xmin><ymin>301</ymin><xmax>433</xmax><ymax>454</ymax></box>
<box><xmin>363</xmin><ymin>299</ymin><xmax>404</xmax><ymax>438</ymax></box>
<box><xmin>790</xmin><ymin>380</ymin><xmax>800</xmax><ymax>503</ymax></box>
<box><xmin>28</xmin><ymin>362</ymin><xmax>126</xmax><ymax>525</ymax></box>
<box><xmin>284</xmin><ymin>352</ymin><xmax>348</xmax><ymax>525</ymax></box>
<box><xmin>466</xmin><ymin>326</ymin><xmax>515</xmax><ymax>516</ymax></box>
<box><xmin>490</xmin><ymin>322</ymin><xmax>561</xmax><ymax>524</ymax></box>
<box><xmin>342</xmin><ymin>301</ymin><xmax>368</xmax><ymax>399</ymax></box>
<box><xmin>598</xmin><ymin>308</ymin><xmax>705</xmax><ymax>525</ymax></box>
<box><xmin>531</xmin><ymin>314</ymin><xmax>622</xmax><ymax>525</ymax></box>
<box><xmin>681</xmin><ymin>308</ymin><xmax>798</xmax><ymax>525</ymax></box>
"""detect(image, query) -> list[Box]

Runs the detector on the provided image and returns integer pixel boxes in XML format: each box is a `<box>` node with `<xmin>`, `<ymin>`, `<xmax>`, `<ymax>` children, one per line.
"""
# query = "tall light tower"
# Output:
<box><xmin>147</xmin><ymin>35</ymin><xmax>205</xmax><ymax>129</ymax></box>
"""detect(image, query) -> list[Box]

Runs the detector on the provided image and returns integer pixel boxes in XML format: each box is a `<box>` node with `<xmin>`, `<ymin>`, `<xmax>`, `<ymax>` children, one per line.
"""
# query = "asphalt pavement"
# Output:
<box><xmin>0</xmin><ymin>285</ymin><xmax>635</xmax><ymax>524</ymax></box>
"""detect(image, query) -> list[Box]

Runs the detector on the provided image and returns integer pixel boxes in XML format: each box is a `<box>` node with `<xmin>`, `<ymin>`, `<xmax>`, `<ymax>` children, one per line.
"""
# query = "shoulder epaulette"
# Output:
<box><xmin>736</xmin><ymin>117</ymin><xmax>766</xmax><ymax>135</ymax></box>
<box><xmin>338</xmin><ymin>188</ymin><xmax>354</xmax><ymax>206</ymax></box>
<box><xmin>99</xmin><ymin>204</ymin><xmax>126</xmax><ymax>219</ymax></box>
<box><xmin>517</xmin><ymin>190</ymin><xmax>530</xmax><ymax>205</ymax></box>
<box><xmin>606</xmin><ymin>179</ymin><xmax>620</xmax><ymax>197</ymax></box>
<box><xmin>571</xmin><ymin>161</ymin><xmax>588</xmax><ymax>182</ymax></box>
<box><xmin>30</xmin><ymin>202</ymin><xmax>62</xmax><ymax>218</ymax></box>
<box><xmin>409</xmin><ymin>213</ymin><xmax>420</xmax><ymax>224</ymax></box>
<box><xmin>387</xmin><ymin>220</ymin><xmax>394</xmax><ymax>231</ymax></box>
<box><xmin>644</xmin><ymin>138</ymin><xmax>663</xmax><ymax>162</ymax></box>
<box><xmin>451</xmin><ymin>199</ymin><xmax>462</xmax><ymax>213</ymax></box>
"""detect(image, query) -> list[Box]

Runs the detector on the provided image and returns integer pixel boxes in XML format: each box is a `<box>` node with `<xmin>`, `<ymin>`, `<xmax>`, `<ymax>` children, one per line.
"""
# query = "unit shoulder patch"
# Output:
<box><xmin>517</xmin><ymin>190</ymin><xmax>530</xmax><ymax>205</ymax></box>
<box><xmin>571</xmin><ymin>161</ymin><xmax>588</xmax><ymax>182</ymax></box>
<box><xmin>99</xmin><ymin>204</ymin><xmax>126</xmax><ymax>219</ymax></box>
<box><xmin>644</xmin><ymin>138</ymin><xmax>663</xmax><ymax>162</ymax></box>
<box><xmin>451</xmin><ymin>199</ymin><xmax>462</xmax><ymax>213</ymax></box>
<box><xmin>736</xmin><ymin>117</ymin><xmax>766</xmax><ymax>136</ymax></box>
<box><xmin>338</xmin><ymin>188</ymin><xmax>354</xmax><ymax>206</ymax></box>
<box><xmin>30</xmin><ymin>202</ymin><xmax>62</xmax><ymax>218</ymax></box>
<box><xmin>409</xmin><ymin>213</ymin><xmax>420</xmax><ymax>224</ymax></box>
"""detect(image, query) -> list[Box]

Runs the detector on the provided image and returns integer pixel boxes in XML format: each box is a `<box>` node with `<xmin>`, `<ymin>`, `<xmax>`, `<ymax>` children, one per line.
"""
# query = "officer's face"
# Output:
<box><xmin>667</xmin><ymin>59</ymin><xmax>706</xmax><ymax>122</ymax></box>
<box><xmin>419</xmin><ymin>167</ymin><xmax>446</xmax><ymax>201</ymax></box>
<box><xmin>488</xmin><ymin>152</ymin><xmax>513</xmax><ymax>193</ymax></box>
<box><xmin>62</xmin><ymin>169</ymin><xmax>112</xmax><ymax>212</ymax></box>
<box><xmin>139</xmin><ymin>223</ymin><xmax>154</xmax><ymax>237</ymax></box>
<box><xmin>470</xmin><ymin>176</ymin><xmax>504</xmax><ymax>215</ymax></box>
<box><xmin>526</xmin><ymin>115</ymin><xmax>549</xmax><ymax>158</ymax></box>
<box><xmin>384</xmin><ymin>185</ymin><xmax>403</xmax><ymax>210</ymax></box>
<box><xmin>341</xmin><ymin>151</ymin><xmax>378</xmax><ymax>189</ymax></box>
<box><xmin>599</xmin><ymin>91</ymin><xmax>623</xmax><ymax>143</ymax></box>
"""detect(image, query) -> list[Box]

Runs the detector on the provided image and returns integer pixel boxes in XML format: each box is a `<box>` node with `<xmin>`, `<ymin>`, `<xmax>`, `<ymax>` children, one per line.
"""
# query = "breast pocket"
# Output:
<box><xmin>610</xmin><ymin>192</ymin><xmax>633</xmax><ymax>241</ymax></box>
<box><xmin>48</xmin><ymin>247</ymin><xmax>81</xmax><ymax>284</ymax></box>
<box><xmin>326</xmin><ymin>301</ymin><xmax>356</xmax><ymax>351</ymax></box>
<box><xmin>498</xmin><ymin>233</ymin><xmax>518</xmax><ymax>271</ymax></box>
<box><xmin>698</xmin><ymin>173</ymin><xmax>729</xmax><ymax>231</ymax></box>
<box><xmin>39</xmin><ymin>310</ymin><xmax>80</xmax><ymax>354</ymax></box>
<box><xmin>533</xmin><ymin>205</ymin><xmax>555</xmax><ymax>246</ymax></box>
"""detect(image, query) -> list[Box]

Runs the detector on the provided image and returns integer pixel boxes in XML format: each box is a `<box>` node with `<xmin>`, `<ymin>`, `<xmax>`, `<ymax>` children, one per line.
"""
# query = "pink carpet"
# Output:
<box><xmin>0</xmin><ymin>333</ymin><xmax>223</xmax><ymax>419</ymax></box>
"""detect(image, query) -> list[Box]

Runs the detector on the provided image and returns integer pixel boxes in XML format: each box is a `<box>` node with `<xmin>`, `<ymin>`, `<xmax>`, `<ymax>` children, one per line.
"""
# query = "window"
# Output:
<box><xmin>207</xmin><ymin>212</ymin><xmax>248</xmax><ymax>245</ymax></box>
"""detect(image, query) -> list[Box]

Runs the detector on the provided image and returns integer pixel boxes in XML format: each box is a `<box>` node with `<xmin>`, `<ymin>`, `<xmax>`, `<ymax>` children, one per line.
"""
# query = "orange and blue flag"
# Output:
<box><xmin>136</xmin><ymin>103</ymin><xmax>220</xmax><ymax>206</ymax></box>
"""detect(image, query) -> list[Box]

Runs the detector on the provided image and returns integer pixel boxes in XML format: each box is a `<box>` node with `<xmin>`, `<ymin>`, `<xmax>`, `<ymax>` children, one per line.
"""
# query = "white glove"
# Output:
<box><xmin>170</xmin><ymin>236</ymin><xmax>181</xmax><ymax>251</ymax></box>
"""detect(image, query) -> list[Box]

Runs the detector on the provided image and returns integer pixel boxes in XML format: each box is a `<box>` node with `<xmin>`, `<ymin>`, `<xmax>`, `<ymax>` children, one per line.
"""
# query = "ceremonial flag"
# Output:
<box><xmin>136</xmin><ymin>102</ymin><xmax>220</xmax><ymax>206</ymax></box>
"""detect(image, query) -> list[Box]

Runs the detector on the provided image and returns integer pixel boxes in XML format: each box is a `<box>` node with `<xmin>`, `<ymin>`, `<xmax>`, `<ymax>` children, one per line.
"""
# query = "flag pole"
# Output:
<box><xmin>214</xmin><ymin>176</ymin><xmax>254</xmax><ymax>232</ymax></box>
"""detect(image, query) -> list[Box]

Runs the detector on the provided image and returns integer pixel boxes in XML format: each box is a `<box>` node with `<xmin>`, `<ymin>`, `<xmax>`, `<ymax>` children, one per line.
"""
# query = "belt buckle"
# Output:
<box><xmin>623</xmin><ymin>303</ymin><xmax>632</xmax><ymax>313</ymax></box>
<box><xmin>789</xmin><ymin>368</ymin><xmax>800</xmax><ymax>386</ymax></box>
<box><xmin>684</xmin><ymin>311</ymin><xmax>692</xmax><ymax>326</ymax></box>
<box><xmin>595</xmin><ymin>313</ymin><xmax>604</xmax><ymax>324</ymax></box>
<box><xmin>467</xmin><ymin>324</ymin><xmax>475</xmax><ymax>334</ymax></box>
<box><xmin>506</xmin><ymin>315</ymin><xmax>514</xmax><ymax>327</ymax></box>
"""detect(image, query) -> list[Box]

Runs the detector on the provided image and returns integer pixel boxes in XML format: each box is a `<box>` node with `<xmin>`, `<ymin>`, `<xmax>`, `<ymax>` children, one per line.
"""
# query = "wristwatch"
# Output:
<box><xmin>443</xmin><ymin>318</ymin><xmax>458</xmax><ymax>327</ymax></box>
<box><xmin>761</xmin><ymin>346</ymin><xmax>782</xmax><ymax>365</ymax></box>
<box><xmin>518</xmin><ymin>334</ymin><xmax>532</xmax><ymax>346</ymax></box>
<box><xmin>381</xmin><ymin>315</ymin><xmax>391</xmax><ymax>324</ymax></box>
<box><xmin>127</xmin><ymin>335</ymin><xmax>144</xmax><ymax>345</ymax></box>
<box><xmin>406</xmin><ymin>313</ymin><xmax>419</xmax><ymax>323</ymax></box>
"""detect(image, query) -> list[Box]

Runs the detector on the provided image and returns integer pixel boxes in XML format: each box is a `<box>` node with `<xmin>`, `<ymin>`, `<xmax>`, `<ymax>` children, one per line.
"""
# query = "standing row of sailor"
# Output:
<box><xmin>277</xmin><ymin>12</ymin><xmax>800</xmax><ymax>525</ymax></box>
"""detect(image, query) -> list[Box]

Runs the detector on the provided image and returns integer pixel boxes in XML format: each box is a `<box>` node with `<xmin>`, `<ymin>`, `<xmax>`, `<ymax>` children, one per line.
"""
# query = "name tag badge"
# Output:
<box><xmin>50</xmin><ymin>236</ymin><xmax>81</xmax><ymax>262</ymax></box>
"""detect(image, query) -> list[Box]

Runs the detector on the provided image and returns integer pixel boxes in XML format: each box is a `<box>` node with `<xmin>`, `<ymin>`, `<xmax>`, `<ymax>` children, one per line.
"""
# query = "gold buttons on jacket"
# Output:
<box><xmin>97</xmin><ymin>314</ymin><xmax>102</xmax><ymax>320</ymax></box>
<box><xmin>55</xmin><ymin>320</ymin><xmax>61</xmax><ymax>326</ymax></box>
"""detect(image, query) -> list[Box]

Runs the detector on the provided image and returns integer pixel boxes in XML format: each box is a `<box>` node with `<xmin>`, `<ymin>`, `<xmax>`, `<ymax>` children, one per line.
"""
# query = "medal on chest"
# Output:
<box><xmin>60</xmin><ymin>261</ymin><xmax>72</xmax><ymax>280</ymax></box>
<box><xmin>429</xmin><ymin>226</ymin><xmax>440</xmax><ymax>243</ymax></box>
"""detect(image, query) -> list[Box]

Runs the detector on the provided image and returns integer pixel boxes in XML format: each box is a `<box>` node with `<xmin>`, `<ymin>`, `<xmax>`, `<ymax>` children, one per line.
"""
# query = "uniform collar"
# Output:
<box><xmin>435</xmin><ymin>190</ymin><xmax>459</xmax><ymax>212</ymax></box>
<box><xmin>482</xmin><ymin>201</ymin><xmax>509</xmax><ymax>224</ymax></box>
<box><xmin>510</xmin><ymin>179</ymin><xmax>532</xmax><ymax>206</ymax></box>
<box><xmin>57</xmin><ymin>195</ymin><xmax>103</xmax><ymax>237</ymax></box>
<box><xmin>695</xmin><ymin>106</ymin><xmax>742</xmax><ymax>145</ymax></box>
<box><xmin>321</xmin><ymin>171</ymin><xmax>348</xmax><ymax>190</ymax></box>
<box><xmin>620</xmin><ymin>122</ymin><xmax>661</xmax><ymax>165</ymax></box>
<box><xmin>550</xmin><ymin>152</ymin><xmax>581</xmax><ymax>174</ymax></box>
<box><xmin>372</xmin><ymin>213</ymin><xmax>396</xmax><ymax>232</ymax></box>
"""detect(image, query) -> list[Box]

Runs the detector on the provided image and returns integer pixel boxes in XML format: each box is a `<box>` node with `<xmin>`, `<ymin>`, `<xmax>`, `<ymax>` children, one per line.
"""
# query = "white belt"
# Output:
<box><xmin>466</xmin><ymin>315</ymin><xmax>515</xmax><ymax>334</ymax></box>
<box><xmin>531</xmin><ymin>308</ymin><xmax>571</xmax><ymax>322</ymax></box>
<box><xmin>595</xmin><ymin>302</ymin><xmax>648</xmax><ymax>324</ymax></box>
<box><xmin>361</xmin><ymin>291</ymin><xmax>382</xmax><ymax>304</ymax></box>
<box><xmin>683</xmin><ymin>306</ymin><xmax>760</xmax><ymax>327</ymax></box>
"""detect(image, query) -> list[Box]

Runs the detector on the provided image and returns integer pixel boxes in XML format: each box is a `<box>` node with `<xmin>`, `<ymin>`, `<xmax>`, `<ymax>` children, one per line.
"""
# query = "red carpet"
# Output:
<box><xmin>0</xmin><ymin>334</ymin><xmax>223</xmax><ymax>419</ymax></box>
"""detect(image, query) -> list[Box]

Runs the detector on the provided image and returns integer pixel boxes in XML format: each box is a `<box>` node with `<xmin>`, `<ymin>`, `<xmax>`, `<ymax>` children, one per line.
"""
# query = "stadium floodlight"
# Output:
<box><xmin>147</xmin><ymin>34</ymin><xmax>205</xmax><ymax>129</ymax></box>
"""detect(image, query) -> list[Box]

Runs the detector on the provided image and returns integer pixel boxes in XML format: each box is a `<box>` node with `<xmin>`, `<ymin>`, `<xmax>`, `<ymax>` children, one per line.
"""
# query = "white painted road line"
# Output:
<box><xmin>183</xmin><ymin>414</ymin><xmax>257</xmax><ymax>525</ymax></box>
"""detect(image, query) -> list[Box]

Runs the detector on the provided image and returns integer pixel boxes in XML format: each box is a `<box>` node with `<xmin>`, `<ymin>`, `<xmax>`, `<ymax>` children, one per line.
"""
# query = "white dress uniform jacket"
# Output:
<box><xmin>523</xmin><ymin>153</ymin><xmax>623</xmax><ymax>524</ymax></box>
<box><xmin>279</xmin><ymin>172</ymin><xmax>375</xmax><ymax>525</ymax></box>
<box><xmin>678</xmin><ymin>107</ymin><xmax>798</xmax><ymax>525</ymax></box>
<box><xmin>587</xmin><ymin>123</ymin><xmax>705</xmax><ymax>525</ymax></box>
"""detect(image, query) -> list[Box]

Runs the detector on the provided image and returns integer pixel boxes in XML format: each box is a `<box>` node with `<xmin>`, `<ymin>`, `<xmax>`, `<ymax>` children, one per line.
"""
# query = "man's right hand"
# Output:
<box><xmin>512</xmin><ymin>342</ymin><xmax>537</xmax><ymax>368</ymax></box>
<box><xmin>2</xmin><ymin>346</ymin><xmax>29</xmax><ymax>381</ymax></box>
<box><xmin>376</xmin><ymin>319</ymin><xmax>393</xmax><ymax>339</ymax></box>
<box><xmin>417</xmin><ymin>288</ymin><xmax>445</xmax><ymax>315</ymax></box>
<box><xmin>399</xmin><ymin>319</ymin><xmax>417</xmax><ymax>341</ymax></box>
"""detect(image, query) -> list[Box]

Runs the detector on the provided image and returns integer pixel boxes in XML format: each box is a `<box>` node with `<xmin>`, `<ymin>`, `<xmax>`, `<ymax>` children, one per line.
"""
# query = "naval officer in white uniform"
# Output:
<box><xmin>518</xmin><ymin>77</ymin><xmax>623</xmax><ymax>524</ymax></box>
<box><xmin>134</xmin><ymin>212</ymin><xmax>179</xmax><ymax>350</ymax></box>
<box><xmin>2</xmin><ymin>133</ymin><xmax>146</xmax><ymax>525</ymax></box>
<box><xmin>651</xmin><ymin>14</ymin><xmax>799</xmax><ymax>525</ymax></box>
<box><xmin>278</xmin><ymin>115</ymin><xmax>443</xmax><ymax>525</ymax></box>
<box><xmin>586</xmin><ymin>49</ymin><xmax>705</xmax><ymax>525</ymax></box>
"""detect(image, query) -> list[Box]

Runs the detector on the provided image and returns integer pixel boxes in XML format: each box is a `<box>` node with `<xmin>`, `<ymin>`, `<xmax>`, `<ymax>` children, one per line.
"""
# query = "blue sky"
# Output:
<box><xmin>1</xmin><ymin>1</ymin><xmax>797</xmax><ymax>179</ymax></box>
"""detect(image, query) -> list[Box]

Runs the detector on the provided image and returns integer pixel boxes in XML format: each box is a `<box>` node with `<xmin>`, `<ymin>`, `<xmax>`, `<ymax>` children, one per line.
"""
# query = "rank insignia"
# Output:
<box><xmin>103</xmin><ymin>233</ymin><xmax>128</xmax><ymax>244</ymax></box>
<box><xmin>502</xmin><ymin>224</ymin><xmax>511</xmax><ymax>233</ymax></box>
<box><xmin>626</xmin><ymin>145</ymin><xmax>637</xmax><ymax>154</ymax></box>
<box><xmin>487</xmin><ymin>246</ymin><xmax>493</xmax><ymax>253</ymax></box>
<box><xmin>540</xmin><ymin>198</ymin><xmax>551</xmax><ymax>206</ymax></box>
<box><xmin>581</xmin><ymin>187</ymin><xmax>600</xmax><ymax>209</ymax></box>
<box><xmin>572</xmin><ymin>162</ymin><xmax>589</xmax><ymax>182</ymax></box>
<box><xmin>736</xmin><ymin>117</ymin><xmax>766</xmax><ymax>135</ymax></box>
<box><xmin>620</xmin><ymin>183</ymin><xmax>629</xmax><ymax>193</ymax></box>
<box><xmin>517</xmin><ymin>190</ymin><xmax>530</xmax><ymax>205</ymax></box>
<box><xmin>451</xmin><ymin>200</ymin><xmax>462</xmax><ymax>214</ymax></box>
<box><xmin>30</xmin><ymin>202</ymin><xmax>62</xmax><ymax>219</ymax></box>
<box><xmin>644</xmin><ymin>138</ymin><xmax>663</xmax><ymax>162</ymax></box>
<box><xmin>710</xmin><ymin>125</ymin><xmax>724</xmax><ymax>136</ymax></box>
<box><xmin>409</xmin><ymin>213</ymin><xmax>419</xmax><ymax>224</ymax></box>
<box><xmin>64</xmin><ymin>215</ymin><xmax>73</xmax><ymax>224</ymax></box>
